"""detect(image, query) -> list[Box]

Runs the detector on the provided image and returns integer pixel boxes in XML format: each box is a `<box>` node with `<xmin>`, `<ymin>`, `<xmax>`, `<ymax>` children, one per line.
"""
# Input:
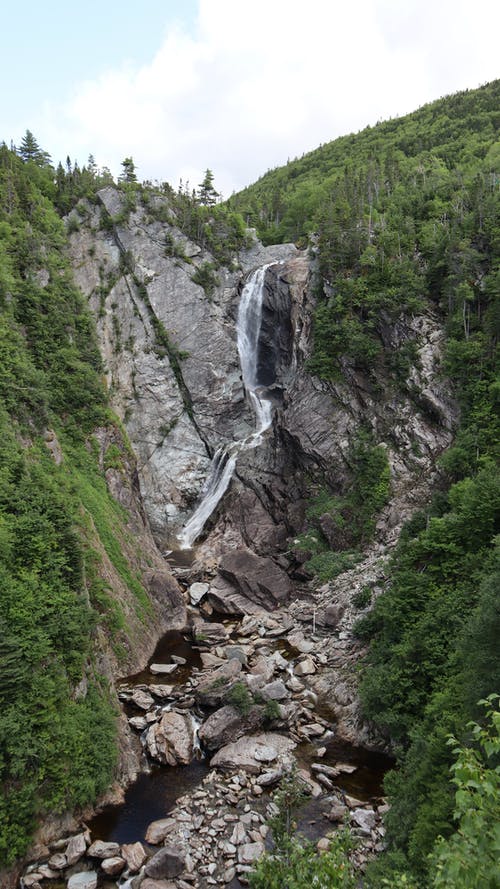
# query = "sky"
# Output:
<box><xmin>2</xmin><ymin>0</ymin><xmax>499</xmax><ymax>197</ymax></box>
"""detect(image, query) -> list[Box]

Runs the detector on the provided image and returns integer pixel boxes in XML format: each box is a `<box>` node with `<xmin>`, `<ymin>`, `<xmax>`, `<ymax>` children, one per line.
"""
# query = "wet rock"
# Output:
<box><xmin>121</xmin><ymin>842</ymin><xmax>148</xmax><ymax>872</ymax></box>
<box><xmin>145</xmin><ymin>817</ymin><xmax>177</xmax><ymax>844</ymax></box>
<box><xmin>87</xmin><ymin>840</ymin><xmax>120</xmax><ymax>859</ymax></box>
<box><xmin>145</xmin><ymin>844</ymin><xmax>185</xmax><ymax>879</ymax></box>
<box><xmin>67</xmin><ymin>873</ymin><xmax>98</xmax><ymax>889</ymax></box>
<box><xmin>146</xmin><ymin>711</ymin><xmax>194</xmax><ymax>765</ymax></box>
<box><xmin>199</xmin><ymin>705</ymin><xmax>263</xmax><ymax>750</ymax></box>
<box><xmin>21</xmin><ymin>876</ymin><xmax>43</xmax><ymax>888</ymax></box>
<box><xmin>101</xmin><ymin>856</ymin><xmax>126</xmax><ymax>875</ymax></box>
<box><xmin>129</xmin><ymin>715</ymin><xmax>148</xmax><ymax>730</ymax></box>
<box><xmin>150</xmin><ymin>663</ymin><xmax>178</xmax><ymax>675</ymax></box>
<box><xmin>149</xmin><ymin>684</ymin><xmax>174</xmax><ymax>698</ymax></box>
<box><xmin>131</xmin><ymin>688</ymin><xmax>155</xmax><ymax>710</ymax></box>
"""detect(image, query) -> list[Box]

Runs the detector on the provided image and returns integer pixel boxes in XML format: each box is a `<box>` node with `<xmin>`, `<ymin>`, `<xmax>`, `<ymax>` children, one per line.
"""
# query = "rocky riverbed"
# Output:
<box><xmin>20</xmin><ymin>557</ymin><xmax>393</xmax><ymax>889</ymax></box>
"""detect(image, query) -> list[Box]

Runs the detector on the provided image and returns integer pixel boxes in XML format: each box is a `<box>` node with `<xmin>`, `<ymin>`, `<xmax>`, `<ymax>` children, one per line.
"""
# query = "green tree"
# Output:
<box><xmin>18</xmin><ymin>130</ymin><xmax>51</xmax><ymax>166</ymax></box>
<box><xmin>430</xmin><ymin>697</ymin><xmax>500</xmax><ymax>889</ymax></box>
<box><xmin>120</xmin><ymin>156</ymin><xmax>137</xmax><ymax>183</ymax></box>
<box><xmin>198</xmin><ymin>168</ymin><xmax>219</xmax><ymax>206</ymax></box>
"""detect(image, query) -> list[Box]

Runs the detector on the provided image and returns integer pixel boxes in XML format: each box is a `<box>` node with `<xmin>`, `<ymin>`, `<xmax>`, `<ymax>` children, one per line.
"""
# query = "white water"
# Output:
<box><xmin>177</xmin><ymin>264</ymin><xmax>274</xmax><ymax>549</ymax></box>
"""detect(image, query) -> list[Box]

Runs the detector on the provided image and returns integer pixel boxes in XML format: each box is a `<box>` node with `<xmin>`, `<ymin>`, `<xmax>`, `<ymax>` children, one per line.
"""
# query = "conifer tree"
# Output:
<box><xmin>18</xmin><ymin>130</ymin><xmax>51</xmax><ymax>166</ymax></box>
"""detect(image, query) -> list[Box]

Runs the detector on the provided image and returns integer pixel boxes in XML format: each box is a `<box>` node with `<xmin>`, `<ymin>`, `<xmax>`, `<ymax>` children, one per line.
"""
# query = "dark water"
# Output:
<box><xmin>89</xmin><ymin>761</ymin><xmax>209</xmax><ymax>844</ymax></box>
<box><xmin>120</xmin><ymin>629</ymin><xmax>202</xmax><ymax>687</ymax></box>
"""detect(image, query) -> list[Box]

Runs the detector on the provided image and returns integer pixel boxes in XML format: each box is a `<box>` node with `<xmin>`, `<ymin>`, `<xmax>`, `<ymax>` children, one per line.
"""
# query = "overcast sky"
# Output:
<box><xmin>2</xmin><ymin>0</ymin><xmax>499</xmax><ymax>196</ymax></box>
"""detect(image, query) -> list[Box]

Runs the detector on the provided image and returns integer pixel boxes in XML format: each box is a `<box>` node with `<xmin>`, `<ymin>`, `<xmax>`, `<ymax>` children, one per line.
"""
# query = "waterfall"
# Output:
<box><xmin>177</xmin><ymin>264</ymin><xmax>275</xmax><ymax>549</ymax></box>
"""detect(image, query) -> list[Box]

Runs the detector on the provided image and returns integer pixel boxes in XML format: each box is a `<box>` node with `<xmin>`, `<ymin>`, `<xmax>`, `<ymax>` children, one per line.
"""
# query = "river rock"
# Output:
<box><xmin>141</xmin><ymin>881</ymin><xmax>177</xmax><ymax>889</ymax></box>
<box><xmin>145</xmin><ymin>817</ymin><xmax>177</xmax><ymax>844</ymax></box>
<box><xmin>238</xmin><ymin>841</ymin><xmax>265</xmax><ymax>864</ymax></box>
<box><xmin>188</xmin><ymin>582</ymin><xmax>209</xmax><ymax>605</ymax></box>
<box><xmin>47</xmin><ymin>852</ymin><xmax>66</xmax><ymax>870</ymax></box>
<box><xmin>101</xmin><ymin>856</ymin><xmax>126</xmax><ymax>875</ymax></box>
<box><xmin>287</xmin><ymin>632</ymin><xmax>315</xmax><ymax>653</ymax></box>
<box><xmin>211</xmin><ymin>732</ymin><xmax>296</xmax><ymax>774</ymax></box>
<box><xmin>145</xmin><ymin>844</ymin><xmax>185</xmax><ymax>879</ymax></box>
<box><xmin>150</xmin><ymin>662</ymin><xmax>178</xmax><ymax>675</ymax></box>
<box><xmin>146</xmin><ymin>711</ymin><xmax>194</xmax><ymax>765</ymax></box>
<box><xmin>198</xmin><ymin>705</ymin><xmax>263</xmax><ymax>750</ymax></box>
<box><xmin>129</xmin><ymin>715</ymin><xmax>148</xmax><ymax>730</ymax></box>
<box><xmin>149</xmin><ymin>684</ymin><xmax>174</xmax><ymax>698</ymax></box>
<box><xmin>323</xmin><ymin>604</ymin><xmax>345</xmax><ymax>628</ymax></box>
<box><xmin>224</xmin><ymin>645</ymin><xmax>247</xmax><ymax>665</ymax></box>
<box><xmin>351</xmin><ymin>808</ymin><xmax>377</xmax><ymax>833</ymax></box>
<box><xmin>67</xmin><ymin>872</ymin><xmax>98</xmax><ymax>889</ymax></box>
<box><xmin>87</xmin><ymin>840</ymin><xmax>120</xmax><ymax>859</ymax></box>
<box><xmin>131</xmin><ymin>688</ymin><xmax>155</xmax><ymax>710</ymax></box>
<box><xmin>121</xmin><ymin>841</ymin><xmax>148</xmax><ymax>872</ymax></box>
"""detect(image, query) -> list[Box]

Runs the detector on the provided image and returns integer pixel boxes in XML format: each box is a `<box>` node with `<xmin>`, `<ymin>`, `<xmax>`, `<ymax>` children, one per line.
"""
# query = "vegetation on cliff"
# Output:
<box><xmin>0</xmin><ymin>142</ymin><xmax>150</xmax><ymax>864</ymax></box>
<box><xmin>233</xmin><ymin>80</ymin><xmax>500</xmax><ymax>884</ymax></box>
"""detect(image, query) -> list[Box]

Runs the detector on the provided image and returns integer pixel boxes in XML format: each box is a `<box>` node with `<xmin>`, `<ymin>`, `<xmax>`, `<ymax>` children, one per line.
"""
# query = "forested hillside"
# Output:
<box><xmin>0</xmin><ymin>141</ymin><xmax>165</xmax><ymax>866</ymax></box>
<box><xmin>233</xmin><ymin>80</ymin><xmax>500</xmax><ymax>885</ymax></box>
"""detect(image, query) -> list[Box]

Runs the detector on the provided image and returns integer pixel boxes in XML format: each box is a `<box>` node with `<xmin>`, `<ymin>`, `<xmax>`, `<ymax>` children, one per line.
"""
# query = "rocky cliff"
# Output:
<box><xmin>70</xmin><ymin>188</ymin><xmax>456</xmax><ymax>564</ymax></box>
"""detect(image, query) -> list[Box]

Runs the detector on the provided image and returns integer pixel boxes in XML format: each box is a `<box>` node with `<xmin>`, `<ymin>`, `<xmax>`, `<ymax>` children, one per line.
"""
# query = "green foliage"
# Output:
<box><xmin>249</xmin><ymin>834</ymin><xmax>356</xmax><ymax>889</ymax></box>
<box><xmin>250</xmin><ymin>770</ymin><xmax>355</xmax><ymax>888</ymax></box>
<box><xmin>191</xmin><ymin>261</ymin><xmax>219</xmax><ymax>297</ymax></box>
<box><xmin>429</xmin><ymin>697</ymin><xmax>500</xmax><ymax>889</ymax></box>
<box><xmin>226</xmin><ymin>680</ymin><xmax>253</xmax><ymax>715</ymax></box>
<box><xmin>296</xmin><ymin>432</ymin><xmax>390</xmax><ymax>580</ymax></box>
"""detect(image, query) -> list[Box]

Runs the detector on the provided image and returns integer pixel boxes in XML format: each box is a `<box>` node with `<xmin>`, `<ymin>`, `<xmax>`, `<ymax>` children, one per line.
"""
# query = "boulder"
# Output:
<box><xmin>188</xmin><ymin>582</ymin><xmax>209</xmax><ymax>605</ymax></box>
<box><xmin>145</xmin><ymin>817</ymin><xmax>176</xmax><ymax>845</ymax></box>
<box><xmin>294</xmin><ymin>657</ymin><xmax>316</xmax><ymax>676</ymax></box>
<box><xmin>323</xmin><ymin>604</ymin><xmax>345</xmax><ymax>628</ymax></box>
<box><xmin>191</xmin><ymin>620</ymin><xmax>229</xmax><ymax>646</ymax></box>
<box><xmin>145</xmin><ymin>844</ymin><xmax>185</xmax><ymax>879</ymax></box>
<box><xmin>121</xmin><ymin>841</ymin><xmax>148</xmax><ymax>872</ymax></box>
<box><xmin>351</xmin><ymin>808</ymin><xmax>377</xmax><ymax>833</ymax></box>
<box><xmin>131</xmin><ymin>689</ymin><xmax>155</xmax><ymax>710</ymax></box>
<box><xmin>146</xmin><ymin>711</ymin><xmax>194</xmax><ymax>765</ymax></box>
<box><xmin>87</xmin><ymin>840</ymin><xmax>120</xmax><ymax>859</ymax></box>
<box><xmin>260</xmin><ymin>680</ymin><xmax>289</xmax><ymax>701</ymax></box>
<box><xmin>209</xmin><ymin>548</ymin><xmax>292</xmax><ymax>614</ymax></box>
<box><xmin>101</xmin><ymin>857</ymin><xmax>126</xmax><ymax>876</ymax></box>
<box><xmin>67</xmin><ymin>873</ymin><xmax>98</xmax><ymax>889</ymax></box>
<box><xmin>149</xmin><ymin>663</ymin><xmax>177</xmax><ymax>675</ymax></box>
<box><xmin>195</xmin><ymin>658</ymin><xmax>242</xmax><ymax>707</ymax></box>
<box><xmin>211</xmin><ymin>732</ymin><xmax>295</xmax><ymax>774</ymax></box>
<box><xmin>238</xmin><ymin>841</ymin><xmax>265</xmax><ymax>864</ymax></box>
<box><xmin>199</xmin><ymin>705</ymin><xmax>263</xmax><ymax>750</ymax></box>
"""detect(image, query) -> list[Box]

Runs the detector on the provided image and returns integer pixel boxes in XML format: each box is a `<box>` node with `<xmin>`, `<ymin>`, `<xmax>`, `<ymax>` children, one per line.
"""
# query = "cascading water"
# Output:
<box><xmin>177</xmin><ymin>264</ymin><xmax>275</xmax><ymax>549</ymax></box>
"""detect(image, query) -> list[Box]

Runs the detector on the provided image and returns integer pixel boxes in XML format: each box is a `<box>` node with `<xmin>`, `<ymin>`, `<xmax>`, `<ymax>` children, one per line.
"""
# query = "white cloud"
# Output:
<box><xmin>38</xmin><ymin>0</ymin><xmax>500</xmax><ymax>195</ymax></box>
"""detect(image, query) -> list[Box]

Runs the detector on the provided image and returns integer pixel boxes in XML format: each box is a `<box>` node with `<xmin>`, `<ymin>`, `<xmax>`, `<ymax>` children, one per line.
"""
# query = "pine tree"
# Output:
<box><xmin>198</xmin><ymin>169</ymin><xmax>219</xmax><ymax>206</ymax></box>
<box><xmin>120</xmin><ymin>157</ymin><xmax>137</xmax><ymax>183</ymax></box>
<box><xmin>18</xmin><ymin>130</ymin><xmax>51</xmax><ymax>166</ymax></box>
